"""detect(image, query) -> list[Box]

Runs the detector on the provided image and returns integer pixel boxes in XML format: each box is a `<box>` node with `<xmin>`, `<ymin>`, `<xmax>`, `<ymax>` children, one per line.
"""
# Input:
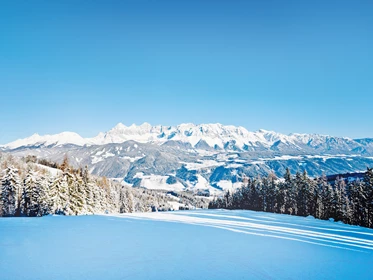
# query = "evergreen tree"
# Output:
<box><xmin>316</xmin><ymin>175</ymin><xmax>328</xmax><ymax>219</ymax></box>
<box><xmin>1</xmin><ymin>166</ymin><xmax>21</xmax><ymax>217</ymax></box>
<box><xmin>49</xmin><ymin>172</ymin><xmax>69</xmax><ymax>215</ymax></box>
<box><xmin>295</xmin><ymin>171</ymin><xmax>306</xmax><ymax>216</ymax></box>
<box><xmin>321</xmin><ymin>182</ymin><xmax>334</xmax><ymax>220</ymax></box>
<box><xmin>119</xmin><ymin>187</ymin><xmax>134</xmax><ymax>213</ymax></box>
<box><xmin>67</xmin><ymin>173</ymin><xmax>85</xmax><ymax>215</ymax></box>
<box><xmin>22</xmin><ymin>169</ymin><xmax>40</xmax><ymax>216</ymax></box>
<box><xmin>126</xmin><ymin>188</ymin><xmax>134</xmax><ymax>213</ymax></box>
<box><xmin>306</xmin><ymin>178</ymin><xmax>317</xmax><ymax>217</ymax></box>
<box><xmin>349</xmin><ymin>179</ymin><xmax>367</xmax><ymax>226</ymax></box>
<box><xmin>37</xmin><ymin>174</ymin><xmax>51</xmax><ymax>216</ymax></box>
<box><xmin>364</xmin><ymin>168</ymin><xmax>373</xmax><ymax>227</ymax></box>
<box><xmin>334</xmin><ymin>177</ymin><xmax>348</xmax><ymax>222</ymax></box>
<box><xmin>81</xmin><ymin>165</ymin><xmax>96</xmax><ymax>214</ymax></box>
<box><xmin>276</xmin><ymin>182</ymin><xmax>287</xmax><ymax>214</ymax></box>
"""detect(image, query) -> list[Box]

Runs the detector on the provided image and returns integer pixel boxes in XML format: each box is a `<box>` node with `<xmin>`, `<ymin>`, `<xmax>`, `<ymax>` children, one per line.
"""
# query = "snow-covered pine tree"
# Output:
<box><xmin>95</xmin><ymin>183</ymin><xmax>107</xmax><ymax>213</ymax></box>
<box><xmin>334</xmin><ymin>177</ymin><xmax>349</xmax><ymax>223</ymax></box>
<box><xmin>119</xmin><ymin>187</ymin><xmax>134</xmax><ymax>213</ymax></box>
<box><xmin>264</xmin><ymin>174</ymin><xmax>277</xmax><ymax>213</ymax></box>
<box><xmin>81</xmin><ymin>166</ymin><xmax>95</xmax><ymax>214</ymax></box>
<box><xmin>49</xmin><ymin>172</ymin><xmax>69</xmax><ymax>215</ymax></box>
<box><xmin>37</xmin><ymin>174</ymin><xmax>51</xmax><ymax>216</ymax></box>
<box><xmin>119</xmin><ymin>187</ymin><xmax>127</xmax><ymax>213</ymax></box>
<box><xmin>288</xmin><ymin>173</ymin><xmax>298</xmax><ymax>216</ymax></box>
<box><xmin>295</xmin><ymin>171</ymin><xmax>307</xmax><ymax>216</ymax></box>
<box><xmin>314</xmin><ymin>176</ymin><xmax>327</xmax><ymax>219</ymax></box>
<box><xmin>1</xmin><ymin>166</ymin><xmax>22</xmax><ymax>217</ymax></box>
<box><xmin>348</xmin><ymin>179</ymin><xmax>366</xmax><ymax>226</ymax></box>
<box><xmin>125</xmin><ymin>188</ymin><xmax>134</xmax><ymax>213</ymax></box>
<box><xmin>276</xmin><ymin>182</ymin><xmax>287</xmax><ymax>214</ymax></box>
<box><xmin>22</xmin><ymin>169</ymin><xmax>40</xmax><ymax>217</ymax></box>
<box><xmin>85</xmin><ymin>181</ymin><xmax>96</xmax><ymax>214</ymax></box>
<box><xmin>321</xmin><ymin>182</ymin><xmax>335</xmax><ymax>220</ymax></box>
<box><xmin>66</xmin><ymin>172</ymin><xmax>85</xmax><ymax>215</ymax></box>
<box><xmin>134</xmin><ymin>194</ymin><xmax>148</xmax><ymax>212</ymax></box>
<box><xmin>240</xmin><ymin>181</ymin><xmax>251</xmax><ymax>210</ymax></box>
<box><xmin>364</xmin><ymin>168</ymin><xmax>373</xmax><ymax>228</ymax></box>
<box><xmin>306</xmin><ymin>177</ymin><xmax>317</xmax><ymax>217</ymax></box>
<box><xmin>108</xmin><ymin>181</ymin><xmax>121</xmax><ymax>213</ymax></box>
<box><xmin>249</xmin><ymin>178</ymin><xmax>260</xmax><ymax>211</ymax></box>
<box><xmin>90</xmin><ymin>182</ymin><xmax>101</xmax><ymax>213</ymax></box>
<box><xmin>343</xmin><ymin>194</ymin><xmax>353</xmax><ymax>224</ymax></box>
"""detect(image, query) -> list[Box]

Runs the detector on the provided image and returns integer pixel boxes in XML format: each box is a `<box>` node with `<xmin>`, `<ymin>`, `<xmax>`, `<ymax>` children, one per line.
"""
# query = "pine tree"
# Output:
<box><xmin>288</xmin><ymin>173</ymin><xmax>298</xmax><ymax>215</ymax></box>
<box><xmin>295</xmin><ymin>171</ymin><xmax>306</xmax><ymax>216</ymax></box>
<box><xmin>321</xmin><ymin>182</ymin><xmax>335</xmax><ymax>220</ymax></box>
<box><xmin>265</xmin><ymin>175</ymin><xmax>277</xmax><ymax>213</ymax></box>
<box><xmin>349</xmin><ymin>179</ymin><xmax>366</xmax><ymax>226</ymax></box>
<box><xmin>276</xmin><ymin>182</ymin><xmax>287</xmax><ymax>214</ymax></box>
<box><xmin>22</xmin><ymin>169</ymin><xmax>40</xmax><ymax>217</ymax></box>
<box><xmin>306</xmin><ymin>178</ymin><xmax>317</xmax><ymax>217</ymax></box>
<box><xmin>80</xmin><ymin>166</ymin><xmax>94</xmax><ymax>214</ymax></box>
<box><xmin>37</xmin><ymin>174</ymin><xmax>51</xmax><ymax>216</ymax></box>
<box><xmin>284</xmin><ymin>168</ymin><xmax>291</xmax><ymax>184</ymax></box>
<box><xmin>67</xmin><ymin>173</ymin><xmax>85</xmax><ymax>215</ymax></box>
<box><xmin>126</xmin><ymin>188</ymin><xmax>134</xmax><ymax>213</ymax></box>
<box><xmin>316</xmin><ymin>175</ymin><xmax>329</xmax><ymax>219</ymax></box>
<box><xmin>1</xmin><ymin>166</ymin><xmax>22</xmax><ymax>217</ymax></box>
<box><xmin>49</xmin><ymin>172</ymin><xmax>69</xmax><ymax>215</ymax></box>
<box><xmin>364</xmin><ymin>168</ymin><xmax>373</xmax><ymax>227</ymax></box>
<box><xmin>85</xmin><ymin>182</ymin><xmax>96</xmax><ymax>214</ymax></box>
<box><xmin>119</xmin><ymin>187</ymin><xmax>134</xmax><ymax>213</ymax></box>
<box><xmin>334</xmin><ymin>177</ymin><xmax>348</xmax><ymax>222</ymax></box>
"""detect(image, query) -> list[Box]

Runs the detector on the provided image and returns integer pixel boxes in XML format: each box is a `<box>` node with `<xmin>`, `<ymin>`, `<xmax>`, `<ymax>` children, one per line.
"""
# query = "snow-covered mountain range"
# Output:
<box><xmin>2</xmin><ymin>123</ymin><xmax>373</xmax><ymax>194</ymax></box>
<box><xmin>2</xmin><ymin>122</ymin><xmax>372</xmax><ymax>153</ymax></box>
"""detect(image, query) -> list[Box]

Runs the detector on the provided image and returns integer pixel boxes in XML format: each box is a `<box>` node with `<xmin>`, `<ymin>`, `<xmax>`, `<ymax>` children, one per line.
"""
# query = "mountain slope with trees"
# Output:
<box><xmin>0</xmin><ymin>154</ymin><xmax>208</xmax><ymax>217</ymax></box>
<box><xmin>209</xmin><ymin>168</ymin><xmax>373</xmax><ymax>228</ymax></box>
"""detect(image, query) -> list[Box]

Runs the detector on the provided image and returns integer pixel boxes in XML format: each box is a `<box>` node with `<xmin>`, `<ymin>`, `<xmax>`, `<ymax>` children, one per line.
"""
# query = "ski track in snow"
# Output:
<box><xmin>2</xmin><ymin>210</ymin><xmax>373</xmax><ymax>280</ymax></box>
<box><xmin>115</xmin><ymin>210</ymin><xmax>373</xmax><ymax>253</ymax></box>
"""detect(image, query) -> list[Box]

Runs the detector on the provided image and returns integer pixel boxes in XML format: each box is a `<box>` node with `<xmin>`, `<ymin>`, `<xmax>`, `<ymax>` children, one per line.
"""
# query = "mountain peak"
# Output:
<box><xmin>112</xmin><ymin>123</ymin><xmax>127</xmax><ymax>130</ymax></box>
<box><xmin>3</xmin><ymin>123</ymin><xmax>373</xmax><ymax>152</ymax></box>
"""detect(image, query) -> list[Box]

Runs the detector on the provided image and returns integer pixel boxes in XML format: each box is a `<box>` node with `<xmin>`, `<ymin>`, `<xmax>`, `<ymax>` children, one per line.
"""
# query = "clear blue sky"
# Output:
<box><xmin>1</xmin><ymin>0</ymin><xmax>372</xmax><ymax>144</ymax></box>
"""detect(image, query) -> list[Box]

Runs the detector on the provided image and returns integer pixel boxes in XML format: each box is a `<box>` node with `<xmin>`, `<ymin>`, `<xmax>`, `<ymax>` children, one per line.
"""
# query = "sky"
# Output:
<box><xmin>0</xmin><ymin>0</ymin><xmax>372</xmax><ymax>144</ymax></box>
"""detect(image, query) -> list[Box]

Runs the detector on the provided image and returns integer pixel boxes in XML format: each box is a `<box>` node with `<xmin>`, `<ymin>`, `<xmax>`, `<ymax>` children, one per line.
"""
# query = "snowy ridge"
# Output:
<box><xmin>3</xmin><ymin>132</ymin><xmax>90</xmax><ymax>149</ymax></box>
<box><xmin>2</xmin><ymin>122</ymin><xmax>372</xmax><ymax>153</ymax></box>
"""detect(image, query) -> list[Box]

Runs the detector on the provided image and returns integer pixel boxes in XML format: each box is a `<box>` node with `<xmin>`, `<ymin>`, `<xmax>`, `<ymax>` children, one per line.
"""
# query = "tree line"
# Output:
<box><xmin>209</xmin><ymin>168</ymin><xmax>373</xmax><ymax>229</ymax></box>
<box><xmin>0</xmin><ymin>154</ymin><xmax>205</xmax><ymax>217</ymax></box>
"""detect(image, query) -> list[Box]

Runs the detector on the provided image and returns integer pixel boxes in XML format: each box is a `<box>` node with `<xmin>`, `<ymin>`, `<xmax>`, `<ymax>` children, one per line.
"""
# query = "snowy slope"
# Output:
<box><xmin>1</xmin><ymin>210</ymin><xmax>372</xmax><ymax>280</ymax></box>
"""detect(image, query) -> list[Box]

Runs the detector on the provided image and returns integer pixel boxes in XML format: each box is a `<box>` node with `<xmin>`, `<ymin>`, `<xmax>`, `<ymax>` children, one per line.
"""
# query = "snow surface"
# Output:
<box><xmin>133</xmin><ymin>173</ymin><xmax>185</xmax><ymax>191</ymax></box>
<box><xmin>35</xmin><ymin>164</ymin><xmax>62</xmax><ymax>177</ymax></box>
<box><xmin>216</xmin><ymin>180</ymin><xmax>243</xmax><ymax>191</ymax></box>
<box><xmin>1</xmin><ymin>210</ymin><xmax>372</xmax><ymax>280</ymax></box>
<box><xmin>181</xmin><ymin>160</ymin><xmax>224</xmax><ymax>170</ymax></box>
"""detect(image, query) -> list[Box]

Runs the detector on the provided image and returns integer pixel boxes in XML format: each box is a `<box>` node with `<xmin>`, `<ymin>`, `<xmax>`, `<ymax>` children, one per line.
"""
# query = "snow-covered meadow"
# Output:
<box><xmin>1</xmin><ymin>210</ymin><xmax>373</xmax><ymax>280</ymax></box>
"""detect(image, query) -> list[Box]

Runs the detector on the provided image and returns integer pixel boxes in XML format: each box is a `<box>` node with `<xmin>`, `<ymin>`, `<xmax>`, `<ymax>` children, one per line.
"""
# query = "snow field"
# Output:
<box><xmin>1</xmin><ymin>210</ymin><xmax>373</xmax><ymax>280</ymax></box>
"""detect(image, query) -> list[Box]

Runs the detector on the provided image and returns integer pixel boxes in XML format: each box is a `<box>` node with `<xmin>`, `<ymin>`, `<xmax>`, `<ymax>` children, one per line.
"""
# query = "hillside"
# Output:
<box><xmin>1</xmin><ymin>210</ymin><xmax>372</xmax><ymax>280</ymax></box>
